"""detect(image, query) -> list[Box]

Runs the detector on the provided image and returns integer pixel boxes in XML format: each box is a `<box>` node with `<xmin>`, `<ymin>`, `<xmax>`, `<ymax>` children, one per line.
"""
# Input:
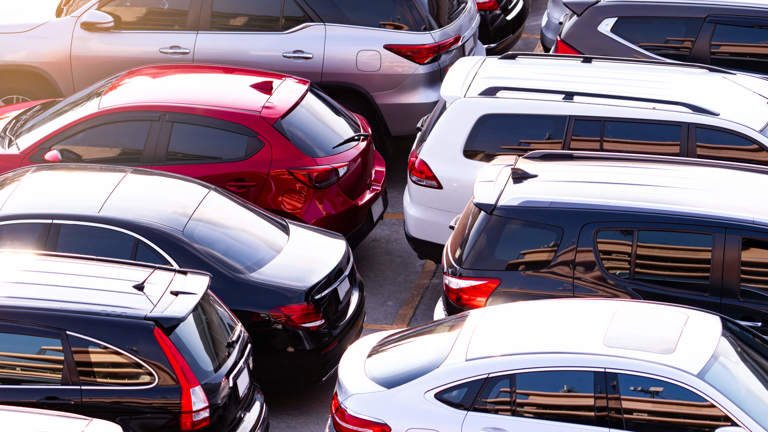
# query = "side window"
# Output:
<box><xmin>54</xmin><ymin>224</ymin><xmax>170</xmax><ymax>266</ymax></box>
<box><xmin>603</xmin><ymin>121</ymin><xmax>682</xmax><ymax>156</ymax></box>
<box><xmin>310</xmin><ymin>0</ymin><xmax>431</xmax><ymax>30</ymax></box>
<box><xmin>472</xmin><ymin>375</ymin><xmax>513</xmax><ymax>415</ymax></box>
<box><xmin>609</xmin><ymin>373</ymin><xmax>735</xmax><ymax>432</ymax></box>
<box><xmin>166</xmin><ymin>123</ymin><xmax>258</xmax><ymax>162</ymax></box>
<box><xmin>282</xmin><ymin>0</ymin><xmax>311</xmax><ymax>30</ymax></box>
<box><xmin>69</xmin><ymin>335</ymin><xmax>154</xmax><ymax>387</ymax></box>
<box><xmin>635</xmin><ymin>231</ymin><xmax>713</xmax><ymax>291</ymax></box>
<box><xmin>101</xmin><ymin>0</ymin><xmax>193</xmax><ymax>31</ymax></box>
<box><xmin>570</xmin><ymin>119</ymin><xmax>602</xmax><ymax>151</ymax></box>
<box><xmin>435</xmin><ymin>378</ymin><xmax>484</xmax><ymax>410</ymax></box>
<box><xmin>710</xmin><ymin>22</ymin><xmax>768</xmax><ymax>74</ymax></box>
<box><xmin>611</xmin><ymin>17</ymin><xmax>704</xmax><ymax>61</ymax></box>
<box><xmin>739</xmin><ymin>238</ymin><xmax>768</xmax><ymax>303</ymax></box>
<box><xmin>596</xmin><ymin>230</ymin><xmax>634</xmax><ymax>280</ymax></box>
<box><xmin>0</xmin><ymin>223</ymin><xmax>48</xmax><ymax>250</ymax></box>
<box><xmin>464</xmin><ymin>115</ymin><xmax>568</xmax><ymax>162</ymax></box>
<box><xmin>0</xmin><ymin>331</ymin><xmax>64</xmax><ymax>385</ymax></box>
<box><xmin>695</xmin><ymin>127</ymin><xmax>768</xmax><ymax>165</ymax></box>
<box><xmin>210</xmin><ymin>0</ymin><xmax>310</xmax><ymax>32</ymax></box>
<box><xmin>50</xmin><ymin>121</ymin><xmax>151</xmax><ymax>164</ymax></box>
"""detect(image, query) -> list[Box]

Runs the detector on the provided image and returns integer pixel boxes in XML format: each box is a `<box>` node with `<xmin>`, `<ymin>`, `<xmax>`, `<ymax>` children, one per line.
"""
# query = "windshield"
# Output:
<box><xmin>698</xmin><ymin>320</ymin><xmax>768</xmax><ymax>429</ymax></box>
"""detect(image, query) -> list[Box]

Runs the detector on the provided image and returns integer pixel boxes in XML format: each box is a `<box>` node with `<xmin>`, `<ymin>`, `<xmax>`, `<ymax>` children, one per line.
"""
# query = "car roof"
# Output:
<box><xmin>465</xmin><ymin>299</ymin><xmax>723</xmax><ymax>375</ymax></box>
<box><xmin>601</xmin><ymin>0</ymin><xmax>768</xmax><ymax>8</ymax></box>
<box><xmin>0</xmin><ymin>164</ymin><xmax>217</xmax><ymax>231</ymax></box>
<box><xmin>0</xmin><ymin>250</ymin><xmax>210</xmax><ymax>322</ymax></box>
<box><xmin>442</xmin><ymin>55</ymin><xmax>768</xmax><ymax>132</ymax></box>
<box><xmin>473</xmin><ymin>151</ymin><xmax>768</xmax><ymax>227</ymax></box>
<box><xmin>98</xmin><ymin>64</ymin><xmax>310</xmax><ymax>120</ymax></box>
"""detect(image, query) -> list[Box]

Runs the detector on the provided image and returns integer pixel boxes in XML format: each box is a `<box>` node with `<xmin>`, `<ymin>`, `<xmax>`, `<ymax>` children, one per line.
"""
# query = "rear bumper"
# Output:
<box><xmin>232</xmin><ymin>388</ymin><xmax>269</xmax><ymax>432</ymax></box>
<box><xmin>405</xmin><ymin>227</ymin><xmax>443</xmax><ymax>263</ymax></box>
<box><xmin>481</xmin><ymin>0</ymin><xmax>530</xmax><ymax>54</ymax></box>
<box><xmin>403</xmin><ymin>185</ymin><xmax>455</xmax><ymax>256</ymax></box>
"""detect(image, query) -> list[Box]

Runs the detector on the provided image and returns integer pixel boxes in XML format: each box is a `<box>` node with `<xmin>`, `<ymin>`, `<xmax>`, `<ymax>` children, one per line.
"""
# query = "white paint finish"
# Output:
<box><xmin>0</xmin><ymin>404</ymin><xmax>123</xmax><ymax>432</ymax></box>
<box><xmin>356</xmin><ymin>50</ymin><xmax>382</xmax><ymax>72</ymax></box>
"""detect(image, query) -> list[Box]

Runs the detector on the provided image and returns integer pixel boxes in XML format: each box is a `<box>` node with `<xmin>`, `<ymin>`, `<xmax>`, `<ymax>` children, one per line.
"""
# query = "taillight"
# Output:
<box><xmin>153</xmin><ymin>328</ymin><xmax>210</xmax><ymax>431</ymax></box>
<box><xmin>384</xmin><ymin>35</ymin><xmax>461</xmax><ymax>65</ymax></box>
<box><xmin>553</xmin><ymin>37</ymin><xmax>581</xmax><ymax>55</ymax></box>
<box><xmin>408</xmin><ymin>149</ymin><xmax>442</xmax><ymax>189</ymax></box>
<box><xmin>476</xmin><ymin>0</ymin><xmax>499</xmax><ymax>10</ymax></box>
<box><xmin>331</xmin><ymin>393</ymin><xmax>391</xmax><ymax>432</ymax></box>
<box><xmin>270</xmin><ymin>303</ymin><xmax>325</xmax><ymax>330</ymax></box>
<box><xmin>289</xmin><ymin>164</ymin><xmax>349</xmax><ymax>189</ymax></box>
<box><xmin>443</xmin><ymin>274</ymin><xmax>501</xmax><ymax>309</ymax></box>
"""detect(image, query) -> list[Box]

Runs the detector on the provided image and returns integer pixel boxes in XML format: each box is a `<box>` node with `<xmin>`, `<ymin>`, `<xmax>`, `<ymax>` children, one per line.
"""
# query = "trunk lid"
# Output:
<box><xmin>317</xmin><ymin>113</ymin><xmax>376</xmax><ymax>201</ymax></box>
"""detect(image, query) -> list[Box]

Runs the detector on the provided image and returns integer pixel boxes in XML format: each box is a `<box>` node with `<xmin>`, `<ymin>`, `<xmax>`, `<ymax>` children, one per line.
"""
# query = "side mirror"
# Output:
<box><xmin>80</xmin><ymin>10</ymin><xmax>115</xmax><ymax>32</ymax></box>
<box><xmin>43</xmin><ymin>149</ymin><xmax>62</xmax><ymax>163</ymax></box>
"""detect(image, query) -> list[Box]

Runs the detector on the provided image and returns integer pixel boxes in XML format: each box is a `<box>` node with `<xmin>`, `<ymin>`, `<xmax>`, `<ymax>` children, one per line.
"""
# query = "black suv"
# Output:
<box><xmin>442</xmin><ymin>151</ymin><xmax>768</xmax><ymax>334</ymax></box>
<box><xmin>550</xmin><ymin>0</ymin><xmax>768</xmax><ymax>76</ymax></box>
<box><xmin>0</xmin><ymin>251</ymin><xmax>267</xmax><ymax>432</ymax></box>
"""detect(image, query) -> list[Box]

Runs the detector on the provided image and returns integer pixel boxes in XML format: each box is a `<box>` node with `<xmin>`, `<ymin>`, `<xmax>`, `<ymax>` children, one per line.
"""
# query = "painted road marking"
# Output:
<box><xmin>363</xmin><ymin>260</ymin><xmax>437</xmax><ymax>331</ymax></box>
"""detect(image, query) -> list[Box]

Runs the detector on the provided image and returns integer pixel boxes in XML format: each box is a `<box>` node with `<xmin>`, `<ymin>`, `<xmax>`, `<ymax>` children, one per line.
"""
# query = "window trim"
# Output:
<box><xmin>0</xmin><ymin>322</ymin><xmax>77</xmax><ymax>388</ymax></box>
<box><xmin>426</xmin><ymin>373</ymin><xmax>489</xmax><ymax>410</ymax></box>
<box><xmin>94</xmin><ymin>0</ymin><xmax>203</xmax><ymax>32</ymax></box>
<box><xmin>565</xmin><ymin>116</ymin><xmax>688</xmax><ymax>157</ymax></box>
<box><xmin>690</xmin><ymin>123</ymin><xmax>768</xmax><ymax>164</ymax></box>
<box><xmin>197</xmin><ymin>0</ymin><xmax>319</xmax><ymax>33</ymax></box>
<box><xmin>598</xmin><ymin>16</ymin><xmax>705</xmax><ymax>62</ymax></box>
<box><xmin>67</xmin><ymin>331</ymin><xmax>159</xmax><ymax>390</ymax></box>
<box><xmin>702</xmin><ymin>15</ymin><xmax>768</xmax><ymax>69</ymax></box>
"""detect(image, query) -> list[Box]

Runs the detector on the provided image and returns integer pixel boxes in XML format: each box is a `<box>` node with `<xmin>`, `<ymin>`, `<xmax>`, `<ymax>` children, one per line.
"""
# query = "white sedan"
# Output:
<box><xmin>0</xmin><ymin>405</ymin><xmax>122</xmax><ymax>432</ymax></box>
<box><xmin>330</xmin><ymin>299</ymin><xmax>768</xmax><ymax>432</ymax></box>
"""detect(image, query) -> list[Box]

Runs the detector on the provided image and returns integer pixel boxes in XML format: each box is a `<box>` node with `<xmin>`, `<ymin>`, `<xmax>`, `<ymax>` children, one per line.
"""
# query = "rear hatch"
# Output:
<box><xmin>431</xmin><ymin>0</ymin><xmax>482</xmax><ymax>72</ymax></box>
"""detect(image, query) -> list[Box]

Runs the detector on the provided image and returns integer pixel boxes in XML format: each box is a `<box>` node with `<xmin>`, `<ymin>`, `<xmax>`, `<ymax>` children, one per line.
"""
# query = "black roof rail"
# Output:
<box><xmin>522</xmin><ymin>150</ymin><xmax>768</xmax><ymax>175</ymax></box>
<box><xmin>477</xmin><ymin>86</ymin><xmax>719</xmax><ymax>116</ymax></box>
<box><xmin>498</xmin><ymin>52</ymin><xmax>737</xmax><ymax>75</ymax></box>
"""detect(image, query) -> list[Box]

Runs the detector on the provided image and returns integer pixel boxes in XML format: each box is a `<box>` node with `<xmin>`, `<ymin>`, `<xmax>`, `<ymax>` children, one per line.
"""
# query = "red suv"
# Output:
<box><xmin>0</xmin><ymin>65</ymin><xmax>386</xmax><ymax>245</ymax></box>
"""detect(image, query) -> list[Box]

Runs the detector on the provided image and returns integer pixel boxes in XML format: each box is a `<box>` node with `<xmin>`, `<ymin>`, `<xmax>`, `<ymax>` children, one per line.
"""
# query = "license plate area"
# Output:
<box><xmin>236</xmin><ymin>368</ymin><xmax>250</xmax><ymax>399</ymax></box>
<box><xmin>336</xmin><ymin>277</ymin><xmax>351</xmax><ymax>302</ymax></box>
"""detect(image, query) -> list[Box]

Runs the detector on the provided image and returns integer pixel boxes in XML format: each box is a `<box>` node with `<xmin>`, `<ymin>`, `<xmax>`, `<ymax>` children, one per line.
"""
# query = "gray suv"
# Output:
<box><xmin>0</xmin><ymin>0</ymin><xmax>483</xmax><ymax>137</ymax></box>
<box><xmin>543</xmin><ymin>0</ymin><xmax>768</xmax><ymax>76</ymax></box>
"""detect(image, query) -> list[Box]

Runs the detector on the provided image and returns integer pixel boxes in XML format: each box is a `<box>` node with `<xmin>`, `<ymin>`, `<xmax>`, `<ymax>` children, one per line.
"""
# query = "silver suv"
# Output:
<box><xmin>0</xmin><ymin>0</ymin><xmax>483</xmax><ymax>137</ymax></box>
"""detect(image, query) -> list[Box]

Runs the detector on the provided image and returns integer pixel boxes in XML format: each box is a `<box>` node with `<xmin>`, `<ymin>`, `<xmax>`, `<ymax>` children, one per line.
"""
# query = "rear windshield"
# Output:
<box><xmin>169</xmin><ymin>291</ymin><xmax>240</xmax><ymax>377</ymax></box>
<box><xmin>307</xmin><ymin>0</ymin><xmax>434</xmax><ymax>30</ymax></box>
<box><xmin>449</xmin><ymin>204</ymin><xmax>563</xmax><ymax>271</ymax></box>
<box><xmin>183</xmin><ymin>190</ymin><xmax>289</xmax><ymax>274</ymax></box>
<box><xmin>423</xmin><ymin>0</ymin><xmax>468</xmax><ymax>27</ymax></box>
<box><xmin>366</xmin><ymin>314</ymin><xmax>466</xmax><ymax>389</ymax></box>
<box><xmin>274</xmin><ymin>87</ymin><xmax>361</xmax><ymax>158</ymax></box>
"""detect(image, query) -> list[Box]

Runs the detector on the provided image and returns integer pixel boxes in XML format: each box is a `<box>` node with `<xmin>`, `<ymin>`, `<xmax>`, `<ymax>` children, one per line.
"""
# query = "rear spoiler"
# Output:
<box><xmin>147</xmin><ymin>271</ymin><xmax>211</xmax><ymax>328</ymax></box>
<box><xmin>259</xmin><ymin>77</ymin><xmax>310</xmax><ymax>124</ymax></box>
<box><xmin>473</xmin><ymin>156</ymin><xmax>525</xmax><ymax>213</ymax></box>
<box><xmin>563</xmin><ymin>0</ymin><xmax>598</xmax><ymax>15</ymax></box>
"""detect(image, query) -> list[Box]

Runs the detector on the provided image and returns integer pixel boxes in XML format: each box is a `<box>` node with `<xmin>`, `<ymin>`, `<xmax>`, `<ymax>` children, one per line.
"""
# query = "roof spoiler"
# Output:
<box><xmin>563</xmin><ymin>0</ymin><xmax>598</xmax><ymax>15</ymax></box>
<box><xmin>147</xmin><ymin>271</ymin><xmax>211</xmax><ymax>328</ymax></box>
<box><xmin>473</xmin><ymin>156</ymin><xmax>538</xmax><ymax>213</ymax></box>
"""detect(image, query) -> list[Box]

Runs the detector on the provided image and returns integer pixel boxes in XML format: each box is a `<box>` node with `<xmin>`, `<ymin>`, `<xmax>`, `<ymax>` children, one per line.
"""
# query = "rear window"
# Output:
<box><xmin>274</xmin><ymin>87</ymin><xmax>361</xmax><ymax>158</ymax></box>
<box><xmin>307</xmin><ymin>0</ymin><xmax>433</xmax><ymax>30</ymax></box>
<box><xmin>611</xmin><ymin>17</ymin><xmax>703</xmax><ymax>61</ymax></box>
<box><xmin>169</xmin><ymin>291</ymin><xmax>240</xmax><ymax>377</ymax></box>
<box><xmin>424</xmin><ymin>0</ymin><xmax>468</xmax><ymax>28</ymax></box>
<box><xmin>449</xmin><ymin>206</ymin><xmax>563</xmax><ymax>272</ymax></box>
<box><xmin>366</xmin><ymin>314</ymin><xmax>466</xmax><ymax>389</ymax></box>
<box><xmin>464</xmin><ymin>115</ymin><xmax>567</xmax><ymax>162</ymax></box>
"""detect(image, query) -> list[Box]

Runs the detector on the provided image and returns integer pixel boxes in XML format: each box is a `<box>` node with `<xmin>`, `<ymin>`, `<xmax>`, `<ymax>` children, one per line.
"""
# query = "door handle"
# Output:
<box><xmin>225</xmin><ymin>180</ymin><xmax>260</xmax><ymax>193</ymax></box>
<box><xmin>159</xmin><ymin>45</ymin><xmax>191</xmax><ymax>55</ymax></box>
<box><xmin>37</xmin><ymin>396</ymin><xmax>75</xmax><ymax>405</ymax></box>
<box><xmin>282</xmin><ymin>50</ymin><xmax>313</xmax><ymax>60</ymax></box>
<box><xmin>480</xmin><ymin>428</ymin><xmax>509</xmax><ymax>432</ymax></box>
<box><xmin>736</xmin><ymin>319</ymin><xmax>763</xmax><ymax>328</ymax></box>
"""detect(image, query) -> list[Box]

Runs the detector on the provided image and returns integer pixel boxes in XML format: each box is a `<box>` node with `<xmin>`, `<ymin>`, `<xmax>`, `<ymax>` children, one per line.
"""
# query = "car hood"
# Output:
<box><xmin>0</xmin><ymin>2</ymin><xmax>59</xmax><ymax>33</ymax></box>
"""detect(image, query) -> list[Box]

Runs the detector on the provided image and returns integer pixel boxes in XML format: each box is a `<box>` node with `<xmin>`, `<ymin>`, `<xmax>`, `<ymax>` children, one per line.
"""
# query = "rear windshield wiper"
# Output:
<box><xmin>332</xmin><ymin>132</ymin><xmax>371</xmax><ymax>149</ymax></box>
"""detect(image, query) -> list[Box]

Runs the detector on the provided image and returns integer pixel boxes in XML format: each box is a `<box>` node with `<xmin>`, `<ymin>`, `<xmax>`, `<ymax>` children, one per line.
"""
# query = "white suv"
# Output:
<box><xmin>403</xmin><ymin>53</ymin><xmax>768</xmax><ymax>261</ymax></box>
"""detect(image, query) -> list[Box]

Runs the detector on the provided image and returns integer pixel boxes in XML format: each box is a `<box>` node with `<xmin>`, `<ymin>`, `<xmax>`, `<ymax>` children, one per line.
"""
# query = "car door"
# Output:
<box><xmin>194</xmin><ymin>0</ymin><xmax>324</xmax><ymax>81</ymax></box>
<box><xmin>70</xmin><ymin>0</ymin><xmax>201</xmax><ymax>91</ymax></box>
<box><xmin>721</xmin><ymin>229</ymin><xmax>768</xmax><ymax>332</ymax></box>
<box><xmin>148</xmin><ymin>112</ymin><xmax>271</xmax><ymax>205</ymax></box>
<box><xmin>0</xmin><ymin>322</ymin><xmax>81</xmax><ymax>414</ymax></box>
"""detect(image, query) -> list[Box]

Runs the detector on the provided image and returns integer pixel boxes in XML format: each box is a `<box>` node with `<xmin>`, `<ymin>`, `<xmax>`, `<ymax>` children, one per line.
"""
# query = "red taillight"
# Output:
<box><xmin>553</xmin><ymin>37</ymin><xmax>581</xmax><ymax>55</ymax></box>
<box><xmin>288</xmin><ymin>164</ymin><xmax>349</xmax><ymax>189</ymax></box>
<box><xmin>270</xmin><ymin>303</ymin><xmax>325</xmax><ymax>330</ymax></box>
<box><xmin>153</xmin><ymin>328</ymin><xmax>210</xmax><ymax>431</ymax></box>
<box><xmin>384</xmin><ymin>35</ymin><xmax>461</xmax><ymax>65</ymax></box>
<box><xmin>331</xmin><ymin>393</ymin><xmax>391</xmax><ymax>432</ymax></box>
<box><xmin>408</xmin><ymin>149</ymin><xmax>442</xmax><ymax>189</ymax></box>
<box><xmin>443</xmin><ymin>274</ymin><xmax>501</xmax><ymax>309</ymax></box>
<box><xmin>476</xmin><ymin>0</ymin><xmax>499</xmax><ymax>10</ymax></box>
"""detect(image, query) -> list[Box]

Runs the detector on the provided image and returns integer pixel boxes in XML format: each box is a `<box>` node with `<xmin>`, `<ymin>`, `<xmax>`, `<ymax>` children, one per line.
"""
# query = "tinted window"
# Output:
<box><xmin>570</xmin><ymin>119</ymin><xmax>602</xmax><ymax>151</ymax></box>
<box><xmin>612</xmin><ymin>17</ymin><xmax>703</xmax><ymax>61</ymax></box>
<box><xmin>0</xmin><ymin>223</ymin><xmax>47</xmax><ymax>250</ymax></box>
<box><xmin>283</xmin><ymin>0</ymin><xmax>312</xmax><ymax>30</ymax></box>
<box><xmin>101</xmin><ymin>0</ymin><xmax>192</xmax><ymax>31</ymax></box>
<box><xmin>274</xmin><ymin>87</ymin><xmax>361</xmax><ymax>158</ymax></box>
<box><xmin>711</xmin><ymin>22</ymin><xmax>768</xmax><ymax>74</ymax></box>
<box><xmin>210</xmin><ymin>0</ymin><xmax>309</xmax><ymax>31</ymax></box>
<box><xmin>0</xmin><ymin>332</ymin><xmax>63</xmax><ymax>385</ymax></box>
<box><xmin>696</xmin><ymin>127</ymin><xmax>768</xmax><ymax>165</ymax></box>
<box><xmin>135</xmin><ymin>242</ymin><xmax>169</xmax><ymax>266</ymax></box>
<box><xmin>436</xmin><ymin>378</ymin><xmax>484</xmax><ymax>410</ymax></box>
<box><xmin>425</xmin><ymin>0</ymin><xmax>468</xmax><ymax>28</ymax></box>
<box><xmin>69</xmin><ymin>335</ymin><xmax>154</xmax><ymax>387</ymax></box>
<box><xmin>635</xmin><ymin>230</ymin><xmax>713</xmax><ymax>292</ymax></box>
<box><xmin>51</xmin><ymin>121</ymin><xmax>150</xmax><ymax>164</ymax></box>
<box><xmin>366</xmin><ymin>314</ymin><xmax>466</xmax><ymax>389</ymax></box>
<box><xmin>308</xmin><ymin>0</ymin><xmax>432</xmax><ymax>30</ymax></box>
<box><xmin>472</xmin><ymin>375</ymin><xmax>513</xmax><ymax>415</ymax></box>
<box><xmin>464</xmin><ymin>115</ymin><xmax>567</xmax><ymax>162</ymax></box>
<box><xmin>610</xmin><ymin>373</ymin><xmax>734</xmax><ymax>432</ymax></box>
<box><xmin>603</xmin><ymin>121</ymin><xmax>682</xmax><ymax>156</ymax></box>
<box><xmin>167</xmin><ymin>123</ymin><xmax>255</xmax><ymax>162</ymax></box>
<box><xmin>596</xmin><ymin>230</ymin><xmax>634</xmax><ymax>279</ymax></box>
<box><xmin>740</xmin><ymin>238</ymin><xmax>768</xmax><ymax>302</ymax></box>
<box><xmin>54</xmin><ymin>224</ymin><xmax>170</xmax><ymax>266</ymax></box>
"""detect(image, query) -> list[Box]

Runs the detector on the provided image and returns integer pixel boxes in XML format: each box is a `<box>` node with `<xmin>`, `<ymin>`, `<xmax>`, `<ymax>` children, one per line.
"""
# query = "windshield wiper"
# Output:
<box><xmin>225</xmin><ymin>324</ymin><xmax>242</xmax><ymax>353</ymax></box>
<box><xmin>332</xmin><ymin>132</ymin><xmax>371</xmax><ymax>149</ymax></box>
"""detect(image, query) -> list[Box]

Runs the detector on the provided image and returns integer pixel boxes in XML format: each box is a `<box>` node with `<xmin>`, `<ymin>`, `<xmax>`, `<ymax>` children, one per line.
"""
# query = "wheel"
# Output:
<box><xmin>0</xmin><ymin>75</ymin><xmax>57</xmax><ymax>107</ymax></box>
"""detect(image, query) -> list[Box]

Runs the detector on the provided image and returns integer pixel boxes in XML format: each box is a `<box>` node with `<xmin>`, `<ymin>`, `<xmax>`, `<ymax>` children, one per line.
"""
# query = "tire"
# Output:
<box><xmin>0</xmin><ymin>74</ymin><xmax>58</xmax><ymax>106</ymax></box>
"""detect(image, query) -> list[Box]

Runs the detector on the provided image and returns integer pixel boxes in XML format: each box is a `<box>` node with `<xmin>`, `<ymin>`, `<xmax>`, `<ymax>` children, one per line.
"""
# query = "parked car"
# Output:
<box><xmin>0</xmin><ymin>405</ymin><xmax>123</xmax><ymax>432</ymax></box>
<box><xmin>0</xmin><ymin>64</ymin><xmax>386</xmax><ymax>245</ymax></box>
<box><xmin>331</xmin><ymin>298</ymin><xmax>768</xmax><ymax>432</ymax></box>
<box><xmin>475</xmin><ymin>0</ymin><xmax>529</xmax><ymax>54</ymax></box>
<box><xmin>0</xmin><ymin>164</ymin><xmax>365</xmax><ymax>385</ymax></box>
<box><xmin>439</xmin><ymin>151</ymin><xmax>768</xmax><ymax>335</ymax></box>
<box><xmin>0</xmin><ymin>250</ymin><xmax>268</xmax><ymax>432</ymax></box>
<box><xmin>0</xmin><ymin>0</ymin><xmax>484</xmax><ymax>138</ymax></box>
<box><xmin>404</xmin><ymin>53</ymin><xmax>768</xmax><ymax>262</ymax></box>
<box><xmin>547</xmin><ymin>0</ymin><xmax>768</xmax><ymax>76</ymax></box>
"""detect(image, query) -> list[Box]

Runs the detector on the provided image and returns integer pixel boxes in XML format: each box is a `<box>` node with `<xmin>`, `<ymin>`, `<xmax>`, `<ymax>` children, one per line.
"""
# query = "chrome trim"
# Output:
<box><xmin>228</xmin><ymin>341</ymin><xmax>252</xmax><ymax>388</ymax></box>
<box><xmin>313</xmin><ymin>259</ymin><xmax>354</xmax><ymax>300</ymax></box>
<box><xmin>66</xmin><ymin>331</ymin><xmax>159</xmax><ymax>390</ymax></box>
<box><xmin>426</xmin><ymin>373</ymin><xmax>489</xmax><ymax>401</ymax></box>
<box><xmin>321</xmin><ymin>365</ymin><xmax>338</xmax><ymax>383</ymax></box>
<box><xmin>0</xmin><ymin>219</ymin><xmax>53</xmax><ymax>225</ymax></box>
<box><xmin>198</xmin><ymin>22</ymin><xmax>319</xmax><ymax>35</ymax></box>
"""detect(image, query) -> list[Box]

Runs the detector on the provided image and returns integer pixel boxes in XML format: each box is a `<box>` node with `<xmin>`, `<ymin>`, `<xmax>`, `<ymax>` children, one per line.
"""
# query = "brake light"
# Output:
<box><xmin>384</xmin><ymin>35</ymin><xmax>461</xmax><ymax>65</ymax></box>
<box><xmin>331</xmin><ymin>393</ymin><xmax>391</xmax><ymax>432</ymax></box>
<box><xmin>408</xmin><ymin>149</ymin><xmax>442</xmax><ymax>189</ymax></box>
<box><xmin>476</xmin><ymin>0</ymin><xmax>499</xmax><ymax>10</ymax></box>
<box><xmin>270</xmin><ymin>303</ymin><xmax>325</xmax><ymax>330</ymax></box>
<box><xmin>289</xmin><ymin>164</ymin><xmax>349</xmax><ymax>189</ymax></box>
<box><xmin>553</xmin><ymin>37</ymin><xmax>581</xmax><ymax>55</ymax></box>
<box><xmin>153</xmin><ymin>328</ymin><xmax>210</xmax><ymax>431</ymax></box>
<box><xmin>443</xmin><ymin>274</ymin><xmax>501</xmax><ymax>309</ymax></box>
